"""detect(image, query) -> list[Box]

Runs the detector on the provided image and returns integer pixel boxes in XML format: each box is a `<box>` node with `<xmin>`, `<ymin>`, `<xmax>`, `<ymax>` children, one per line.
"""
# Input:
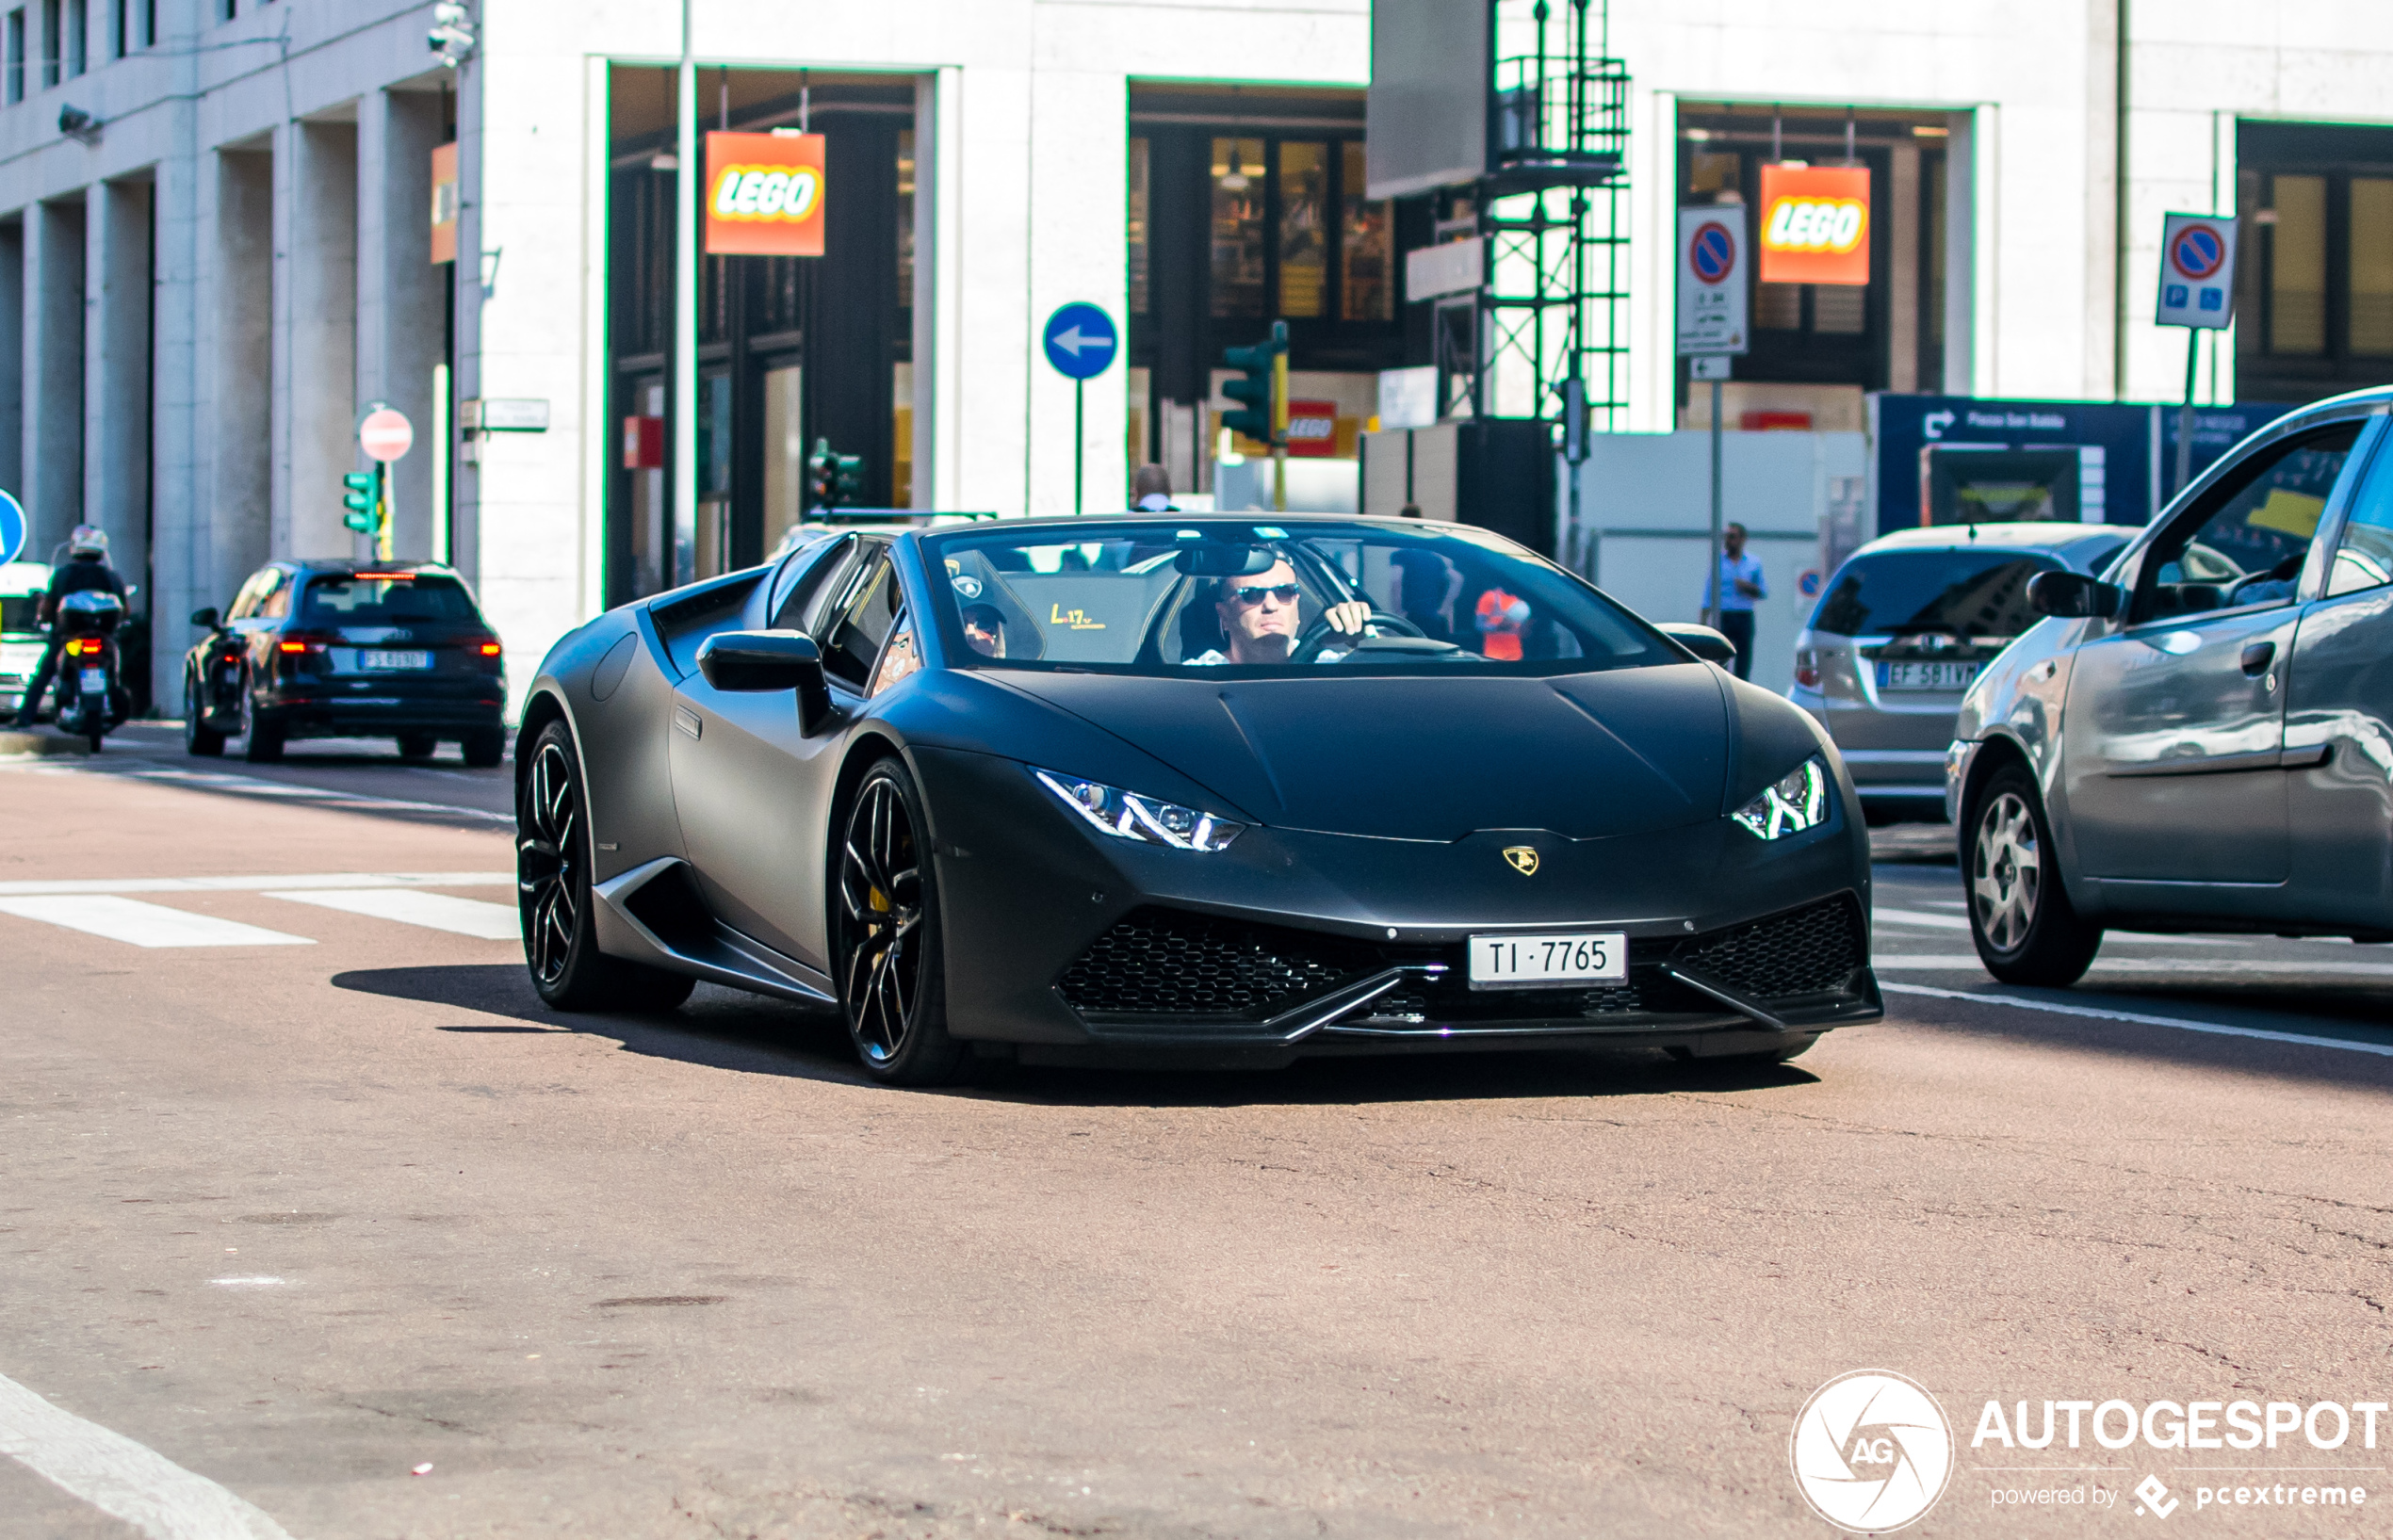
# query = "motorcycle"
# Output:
<box><xmin>53</xmin><ymin>589</ymin><xmax>129</xmax><ymax>751</ymax></box>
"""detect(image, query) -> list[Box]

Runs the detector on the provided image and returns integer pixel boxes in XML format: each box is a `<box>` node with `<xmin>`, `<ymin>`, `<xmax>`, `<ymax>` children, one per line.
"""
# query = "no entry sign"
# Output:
<box><xmin>359</xmin><ymin>407</ymin><xmax>415</xmax><ymax>463</ymax></box>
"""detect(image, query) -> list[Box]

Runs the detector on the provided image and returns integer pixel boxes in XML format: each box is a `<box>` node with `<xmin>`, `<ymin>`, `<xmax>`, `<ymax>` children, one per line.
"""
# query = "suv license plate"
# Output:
<box><xmin>1877</xmin><ymin>661</ymin><xmax>1979</xmax><ymax>691</ymax></box>
<box><xmin>362</xmin><ymin>649</ymin><xmax>431</xmax><ymax>671</ymax></box>
<box><xmin>1468</xmin><ymin>932</ymin><xmax>1627</xmax><ymax>990</ymax></box>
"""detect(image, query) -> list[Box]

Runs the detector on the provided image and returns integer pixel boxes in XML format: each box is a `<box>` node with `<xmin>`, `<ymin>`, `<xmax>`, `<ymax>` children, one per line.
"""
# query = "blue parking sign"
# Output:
<box><xmin>0</xmin><ymin>488</ymin><xmax>24</xmax><ymax>565</ymax></box>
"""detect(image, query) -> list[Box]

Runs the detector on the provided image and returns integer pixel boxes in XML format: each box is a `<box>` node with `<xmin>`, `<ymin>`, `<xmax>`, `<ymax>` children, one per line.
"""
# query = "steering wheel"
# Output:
<box><xmin>1290</xmin><ymin>608</ymin><xmax>1426</xmax><ymax>663</ymax></box>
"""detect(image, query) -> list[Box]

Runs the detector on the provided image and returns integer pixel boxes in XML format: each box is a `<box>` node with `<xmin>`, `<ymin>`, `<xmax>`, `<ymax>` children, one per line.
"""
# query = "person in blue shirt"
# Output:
<box><xmin>1701</xmin><ymin>522</ymin><xmax>1766</xmax><ymax>681</ymax></box>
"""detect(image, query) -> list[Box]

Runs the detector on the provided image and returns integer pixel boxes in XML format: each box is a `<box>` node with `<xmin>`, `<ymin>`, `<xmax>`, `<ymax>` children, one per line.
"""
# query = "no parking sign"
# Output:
<box><xmin>2157</xmin><ymin>213</ymin><xmax>2238</xmax><ymax>329</ymax></box>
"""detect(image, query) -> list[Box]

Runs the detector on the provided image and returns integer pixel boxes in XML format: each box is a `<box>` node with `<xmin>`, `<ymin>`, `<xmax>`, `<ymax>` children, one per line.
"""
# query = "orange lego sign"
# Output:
<box><xmin>703</xmin><ymin>131</ymin><xmax>825</xmax><ymax>257</ymax></box>
<box><xmin>1758</xmin><ymin>164</ymin><xmax>1870</xmax><ymax>286</ymax></box>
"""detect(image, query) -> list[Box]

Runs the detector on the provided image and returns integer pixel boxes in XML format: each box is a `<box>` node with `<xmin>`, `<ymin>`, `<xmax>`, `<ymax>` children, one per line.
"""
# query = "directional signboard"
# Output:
<box><xmin>2157</xmin><ymin>213</ymin><xmax>2238</xmax><ymax>330</ymax></box>
<box><xmin>1042</xmin><ymin>302</ymin><xmax>1118</xmax><ymax>381</ymax></box>
<box><xmin>0</xmin><ymin>488</ymin><xmax>24</xmax><ymax>565</ymax></box>
<box><xmin>1676</xmin><ymin>207</ymin><xmax>1748</xmax><ymax>356</ymax></box>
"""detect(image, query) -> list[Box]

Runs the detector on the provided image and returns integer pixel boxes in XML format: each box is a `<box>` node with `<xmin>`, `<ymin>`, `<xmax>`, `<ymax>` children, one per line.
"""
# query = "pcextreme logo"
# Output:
<box><xmin>1791</xmin><ymin>1370</ymin><xmax>1955</xmax><ymax>1532</ymax></box>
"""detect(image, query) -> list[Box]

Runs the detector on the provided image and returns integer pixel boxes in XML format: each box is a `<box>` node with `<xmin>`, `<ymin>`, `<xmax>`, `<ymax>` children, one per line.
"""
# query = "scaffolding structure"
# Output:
<box><xmin>1436</xmin><ymin>0</ymin><xmax>1632</xmax><ymax>438</ymax></box>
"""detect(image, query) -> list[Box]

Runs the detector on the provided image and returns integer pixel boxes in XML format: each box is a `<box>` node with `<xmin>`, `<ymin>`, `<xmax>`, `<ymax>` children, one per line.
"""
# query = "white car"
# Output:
<box><xmin>0</xmin><ymin>560</ymin><xmax>52</xmax><ymax>718</ymax></box>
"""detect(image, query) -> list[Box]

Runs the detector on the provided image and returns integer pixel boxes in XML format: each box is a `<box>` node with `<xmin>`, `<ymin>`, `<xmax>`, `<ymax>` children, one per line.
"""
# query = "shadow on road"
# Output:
<box><xmin>329</xmin><ymin>962</ymin><xmax>1826</xmax><ymax>1106</ymax></box>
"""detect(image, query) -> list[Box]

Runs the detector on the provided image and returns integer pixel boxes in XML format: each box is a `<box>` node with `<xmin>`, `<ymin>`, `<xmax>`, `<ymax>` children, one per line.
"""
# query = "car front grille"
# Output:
<box><xmin>1054</xmin><ymin>907</ymin><xmax>1381</xmax><ymax>1021</ymax></box>
<box><xmin>1056</xmin><ymin>896</ymin><xmax>1867</xmax><ymax>1028</ymax></box>
<box><xmin>1669</xmin><ymin>895</ymin><xmax>1865</xmax><ymax>1001</ymax></box>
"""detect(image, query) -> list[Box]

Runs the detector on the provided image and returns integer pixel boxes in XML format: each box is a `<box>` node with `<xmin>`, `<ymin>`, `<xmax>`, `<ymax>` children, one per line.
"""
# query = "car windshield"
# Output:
<box><xmin>920</xmin><ymin>520</ymin><xmax>1673</xmax><ymax>676</ymax></box>
<box><xmin>1808</xmin><ymin>549</ymin><xmax>2086</xmax><ymax>639</ymax></box>
<box><xmin>301</xmin><ymin>574</ymin><xmax>480</xmax><ymax>625</ymax></box>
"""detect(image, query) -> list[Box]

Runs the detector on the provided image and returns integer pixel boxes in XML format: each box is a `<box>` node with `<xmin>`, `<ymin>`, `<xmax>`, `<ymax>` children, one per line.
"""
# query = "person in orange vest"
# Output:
<box><xmin>1474</xmin><ymin>585</ymin><xmax>1530</xmax><ymax>660</ymax></box>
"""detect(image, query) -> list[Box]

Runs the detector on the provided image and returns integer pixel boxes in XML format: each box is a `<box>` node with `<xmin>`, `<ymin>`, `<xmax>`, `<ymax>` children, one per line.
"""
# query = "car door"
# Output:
<box><xmin>2283</xmin><ymin>420</ymin><xmax>2393</xmax><ymax>926</ymax></box>
<box><xmin>666</xmin><ymin>537</ymin><xmax>892</xmax><ymax>970</ymax></box>
<box><xmin>2058</xmin><ymin>418</ymin><xmax>2369</xmax><ymax>891</ymax></box>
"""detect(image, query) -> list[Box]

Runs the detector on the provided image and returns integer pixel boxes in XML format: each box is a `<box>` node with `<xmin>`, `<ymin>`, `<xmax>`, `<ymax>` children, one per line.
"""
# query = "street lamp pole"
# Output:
<box><xmin>673</xmin><ymin>0</ymin><xmax>698</xmax><ymax>584</ymax></box>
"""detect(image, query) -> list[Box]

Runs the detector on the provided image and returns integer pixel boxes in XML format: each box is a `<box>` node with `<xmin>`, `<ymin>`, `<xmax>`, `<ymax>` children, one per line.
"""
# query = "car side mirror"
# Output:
<box><xmin>2026</xmin><ymin>570</ymin><xmax>2123</xmax><ymax>620</ymax></box>
<box><xmin>190</xmin><ymin>607</ymin><xmax>220</xmax><ymax>629</ymax></box>
<box><xmin>1656</xmin><ymin>622</ymin><xmax>1738</xmax><ymax>665</ymax></box>
<box><xmin>696</xmin><ymin>629</ymin><xmax>832</xmax><ymax>733</ymax></box>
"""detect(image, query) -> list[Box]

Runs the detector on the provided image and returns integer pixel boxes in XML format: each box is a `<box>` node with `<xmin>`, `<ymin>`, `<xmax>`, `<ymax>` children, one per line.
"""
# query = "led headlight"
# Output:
<box><xmin>1034</xmin><ymin>768</ymin><xmax>1245</xmax><ymax>852</ymax></box>
<box><xmin>1732</xmin><ymin>756</ymin><xmax>1830</xmax><ymax>841</ymax></box>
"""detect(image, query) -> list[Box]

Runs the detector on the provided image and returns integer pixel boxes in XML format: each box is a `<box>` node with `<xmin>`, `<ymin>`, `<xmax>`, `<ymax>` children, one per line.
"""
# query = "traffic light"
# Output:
<box><xmin>806</xmin><ymin>438</ymin><xmax>867</xmax><ymax>511</ymax></box>
<box><xmin>341</xmin><ymin>472</ymin><xmax>377</xmax><ymax>534</ymax></box>
<box><xmin>1221</xmin><ymin>320</ymin><xmax>1289</xmax><ymax>446</ymax></box>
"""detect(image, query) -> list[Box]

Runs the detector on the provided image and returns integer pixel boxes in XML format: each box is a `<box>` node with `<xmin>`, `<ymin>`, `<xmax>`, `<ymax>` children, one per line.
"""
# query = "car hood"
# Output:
<box><xmin>990</xmin><ymin>666</ymin><xmax>1733</xmax><ymax>841</ymax></box>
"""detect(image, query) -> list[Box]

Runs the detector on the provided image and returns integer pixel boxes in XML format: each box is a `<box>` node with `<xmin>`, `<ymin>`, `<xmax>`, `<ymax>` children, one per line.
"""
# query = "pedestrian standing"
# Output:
<box><xmin>1702</xmin><ymin>522</ymin><xmax>1766</xmax><ymax>681</ymax></box>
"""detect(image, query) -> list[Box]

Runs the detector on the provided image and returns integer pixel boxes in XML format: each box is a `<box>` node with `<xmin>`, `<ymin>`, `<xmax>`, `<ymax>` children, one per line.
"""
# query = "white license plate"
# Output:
<box><xmin>78</xmin><ymin>667</ymin><xmax>106</xmax><ymax>692</ymax></box>
<box><xmin>362</xmin><ymin>649</ymin><xmax>431</xmax><ymax>671</ymax></box>
<box><xmin>1877</xmin><ymin>661</ymin><xmax>1979</xmax><ymax>691</ymax></box>
<box><xmin>1468</xmin><ymin>932</ymin><xmax>1627</xmax><ymax>990</ymax></box>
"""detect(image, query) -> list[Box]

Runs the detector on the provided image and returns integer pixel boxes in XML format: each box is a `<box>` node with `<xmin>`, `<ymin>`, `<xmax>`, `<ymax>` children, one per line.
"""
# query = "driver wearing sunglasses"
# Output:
<box><xmin>1184</xmin><ymin>557</ymin><xmax>1374</xmax><ymax>665</ymax></box>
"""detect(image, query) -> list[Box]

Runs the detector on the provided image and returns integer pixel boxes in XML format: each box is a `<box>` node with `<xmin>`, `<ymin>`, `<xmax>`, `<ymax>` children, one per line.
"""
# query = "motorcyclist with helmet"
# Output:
<box><xmin>11</xmin><ymin>525</ymin><xmax>125</xmax><ymax>727</ymax></box>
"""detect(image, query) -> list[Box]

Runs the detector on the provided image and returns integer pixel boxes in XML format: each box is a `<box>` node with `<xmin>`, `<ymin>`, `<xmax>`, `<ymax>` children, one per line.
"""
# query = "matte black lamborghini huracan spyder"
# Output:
<box><xmin>514</xmin><ymin>516</ymin><xmax>1880</xmax><ymax>1083</ymax></box>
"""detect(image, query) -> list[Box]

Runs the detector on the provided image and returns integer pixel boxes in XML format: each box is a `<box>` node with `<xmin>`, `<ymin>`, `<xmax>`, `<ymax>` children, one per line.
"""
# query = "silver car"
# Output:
<box><xmin>1948</xmin><ymin>388</ymin><xmax>2391</xmax><ymax>983</ymax></box>
<box><xmin>1789</xmin><ymin>524</ymin><xmax>2131</xmax><ymax>815</ymax></box>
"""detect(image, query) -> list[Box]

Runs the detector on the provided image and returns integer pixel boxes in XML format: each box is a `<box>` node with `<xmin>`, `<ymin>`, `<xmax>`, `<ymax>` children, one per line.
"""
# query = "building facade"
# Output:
<box><xmin>0</xmin><ymin>0</ymin><xmax>2388</xmax><ymax>709</ymax></box>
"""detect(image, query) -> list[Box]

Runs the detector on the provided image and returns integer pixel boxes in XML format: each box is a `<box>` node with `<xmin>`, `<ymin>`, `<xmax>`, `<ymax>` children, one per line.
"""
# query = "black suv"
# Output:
<box><xmin>184</xmin><ymin>560</ymin><xmax>507</xmax><ymax>765</ymax></box>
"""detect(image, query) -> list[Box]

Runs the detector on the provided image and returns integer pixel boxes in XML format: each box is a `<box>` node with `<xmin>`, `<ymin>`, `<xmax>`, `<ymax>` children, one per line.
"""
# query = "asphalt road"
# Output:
<box><xmin>3</xmin><ymin>738</ymin><xmax>2389</xmax><ymax>1538</ymax></box>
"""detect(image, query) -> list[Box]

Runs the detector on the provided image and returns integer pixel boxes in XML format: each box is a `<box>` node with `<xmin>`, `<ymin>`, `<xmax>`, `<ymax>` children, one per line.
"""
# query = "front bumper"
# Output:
<box><xmin>913</xmin><ymin>746</ymin><xmax>1880</xmax><ymax>1061</ymax></box>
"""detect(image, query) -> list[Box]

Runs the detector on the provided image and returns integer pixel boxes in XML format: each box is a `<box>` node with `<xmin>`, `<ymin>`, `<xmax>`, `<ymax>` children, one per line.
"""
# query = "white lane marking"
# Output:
<box><xmin>0</xmin><ymin>871</ymin><xmax>510</xmax><ymax>898</ymax></box>
<box><xmin>0</xmin><ymin>1368</ymin><xmax>296</xmax><ymax>1540</ymax></box>
<box><xmin>119</xmin><ymin>767</ymin><xmax>513</xmax><ymax>823</ymax></box>
<box><xmin>0</xmin><ymin>897</ymin><xmax>314</xmax><ymax>948</ymax></box>
<box><xmin>1883</xmin><ymin>981</ymin><xmax>2393</xmax><ymax>1059</ymax></box>
<box><xmin>1873</xmin><ymin>907</ymin><xmax>1970</xmax><ymax>931</ymax></box>
<box><xmin>1873</xmin><ymin>953</ymin><xmax>2393</xmax><ymax>977</ymax></box>
<box><xmin>266</xmin><ymin>888</ymin><xmax>519</xmax><ymax>941</ymax></box>
<box><xmin>208</xmin><ymin>1278</ymin><xmax>287</xmax><ymax>1289</ymax></box>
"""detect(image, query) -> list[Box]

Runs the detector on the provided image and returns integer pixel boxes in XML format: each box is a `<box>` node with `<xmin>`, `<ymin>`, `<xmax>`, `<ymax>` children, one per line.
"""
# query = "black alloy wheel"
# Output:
<box><xmin>184</xmin><ymin>676</ymin><xmax>225</xmax><ymax>756</ymax></box>
<box><xmin>462</xmin><ymin>727</ymin><xmax>506</xmax><ymax>770</ymax></box>
<box><xmin>834</xmin><ymin>759</ymin><xmax>966</xmax><ymax>1085</ymax></box>
<box><xmin>516</xmin><ymin>720</ymin><xmax>692</xmax><ymax>1013</ymax></box>
<box><xmin>1966</xmin><ymin>763</ymin><xmax>2102</xmax><ymax>987</ymax></box>
<box><xmin>244</xmin><ymin>708</ymin><xmax>285</xmax><ymax>763</ymax></box>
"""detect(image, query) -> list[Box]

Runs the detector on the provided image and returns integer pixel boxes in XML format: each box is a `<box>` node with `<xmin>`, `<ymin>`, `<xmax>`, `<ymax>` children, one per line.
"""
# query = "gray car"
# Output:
<box><xmin>1789</xmin><ymin>524</ymin><xmax>2131</xmax><ymax>815</ymax></box>
<box><xmin>1947</xmin><ymin>388</ymin><xmax>2391</xmax><ymax>983</ymax></box>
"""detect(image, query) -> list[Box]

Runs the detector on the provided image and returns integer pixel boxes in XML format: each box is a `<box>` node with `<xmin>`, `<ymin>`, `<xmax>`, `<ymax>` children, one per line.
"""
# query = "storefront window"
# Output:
<box><xmin>2350</xmin><ymin>178</ymin><xmax>2393</xmax><ymax>356</ymax></box>
<box><xmin>1210</xmin><ymin>136</ymin><xmax>1266</xmax><ymax>317</ymax></box>
<box><xmin>1278</xmin><ymin>141</ymin><xmax>1328</xmax><ymax>317</ymax></box>
<box><xmin>1340</xmin><ymin>142</ymin><xmax>1391</xmax><ymax>321</ymax></box>
<box><xmin>2270</xmin><ymin>173</ymin><xmax>2327</xmax><ymax>356</ymax></box>
<box><xmin>1128</xmin><ymin>137</ymin><xmax>1150</xmax><ymax>316</ymax></box>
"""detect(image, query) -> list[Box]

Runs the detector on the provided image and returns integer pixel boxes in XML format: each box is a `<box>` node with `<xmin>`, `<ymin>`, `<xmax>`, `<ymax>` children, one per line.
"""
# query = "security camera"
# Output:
<box><xmin>57</xmin><ymin>105</ymin><xmax>100</xmax><ymax>144</ymax></box>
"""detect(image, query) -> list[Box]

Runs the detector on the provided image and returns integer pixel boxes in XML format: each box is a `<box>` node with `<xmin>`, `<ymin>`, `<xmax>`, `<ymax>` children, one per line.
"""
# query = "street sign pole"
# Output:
<box><xmin>1707</xmin><ymin>370</ymin><xmax>1724</xmax><ymax>629</ymax></box>
<box><xmin>2155</xmin><ymin>212</ymin><xmax>2238</xmax><ymax>504</ymax></box>
<box><xmin>1041</xmin><ymin>301</ymin><xmax>1118</xmax><ymax>515</ymax></box>
<box><xmin>1676</xmin><ymin>207</ymin><xmax>1748</xmax><ymax>633</ymax></box>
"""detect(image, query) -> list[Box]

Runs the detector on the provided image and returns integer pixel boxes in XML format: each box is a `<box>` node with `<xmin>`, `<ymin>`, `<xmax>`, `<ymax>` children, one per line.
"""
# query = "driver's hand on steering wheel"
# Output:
<box><xmin>1324</xmin><ymin>600</ymin><xmax>1375</xmax><ymax>637</ymax></box>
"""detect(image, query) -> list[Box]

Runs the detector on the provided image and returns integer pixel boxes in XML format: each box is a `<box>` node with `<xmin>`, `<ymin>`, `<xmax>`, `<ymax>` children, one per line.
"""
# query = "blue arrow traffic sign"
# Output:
<box><xmin>0</xmin><ymin>489</ymin><xmax>24</xmax><ymax>565</ymax></box>
<box><xmin>1042</xmin><ymin>302</ymin><xmax>1118</xmax><ymax>381</ymax></box>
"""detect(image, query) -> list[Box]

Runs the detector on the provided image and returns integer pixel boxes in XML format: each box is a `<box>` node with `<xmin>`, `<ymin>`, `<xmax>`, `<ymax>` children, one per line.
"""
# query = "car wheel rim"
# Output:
<box><xmin>516</xmin><ymin>740</ymin><xmax>579</xmax><ymax>988</ymax></box>
<box><xmin>1972</xmin><ymin>790</ymin><xmax>2041</xmax><ymax>953</ymax></box>
<box><xmin>839</xmin><ymin>776</ymin><xmax>922</xmax><ymax>1064</ymax></box>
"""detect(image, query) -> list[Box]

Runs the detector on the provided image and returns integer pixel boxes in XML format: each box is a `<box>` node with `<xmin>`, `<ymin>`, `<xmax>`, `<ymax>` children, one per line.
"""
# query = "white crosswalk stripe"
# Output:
<box><xmin>0</xmin><ymin>896</ymin><xmax>314</xmax><ymax>948</ymax></box>
<box><xmin>265</xmin><ymin>887</ymin><xmax>519</xmax><ymax>940</ymax></box>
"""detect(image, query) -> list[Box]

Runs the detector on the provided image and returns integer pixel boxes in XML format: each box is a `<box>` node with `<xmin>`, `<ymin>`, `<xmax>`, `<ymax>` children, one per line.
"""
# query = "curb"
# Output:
<box><xmin>0</xmin><ymin>730</ymin><xmax>90</xmax><ymax>756</ymax></box>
